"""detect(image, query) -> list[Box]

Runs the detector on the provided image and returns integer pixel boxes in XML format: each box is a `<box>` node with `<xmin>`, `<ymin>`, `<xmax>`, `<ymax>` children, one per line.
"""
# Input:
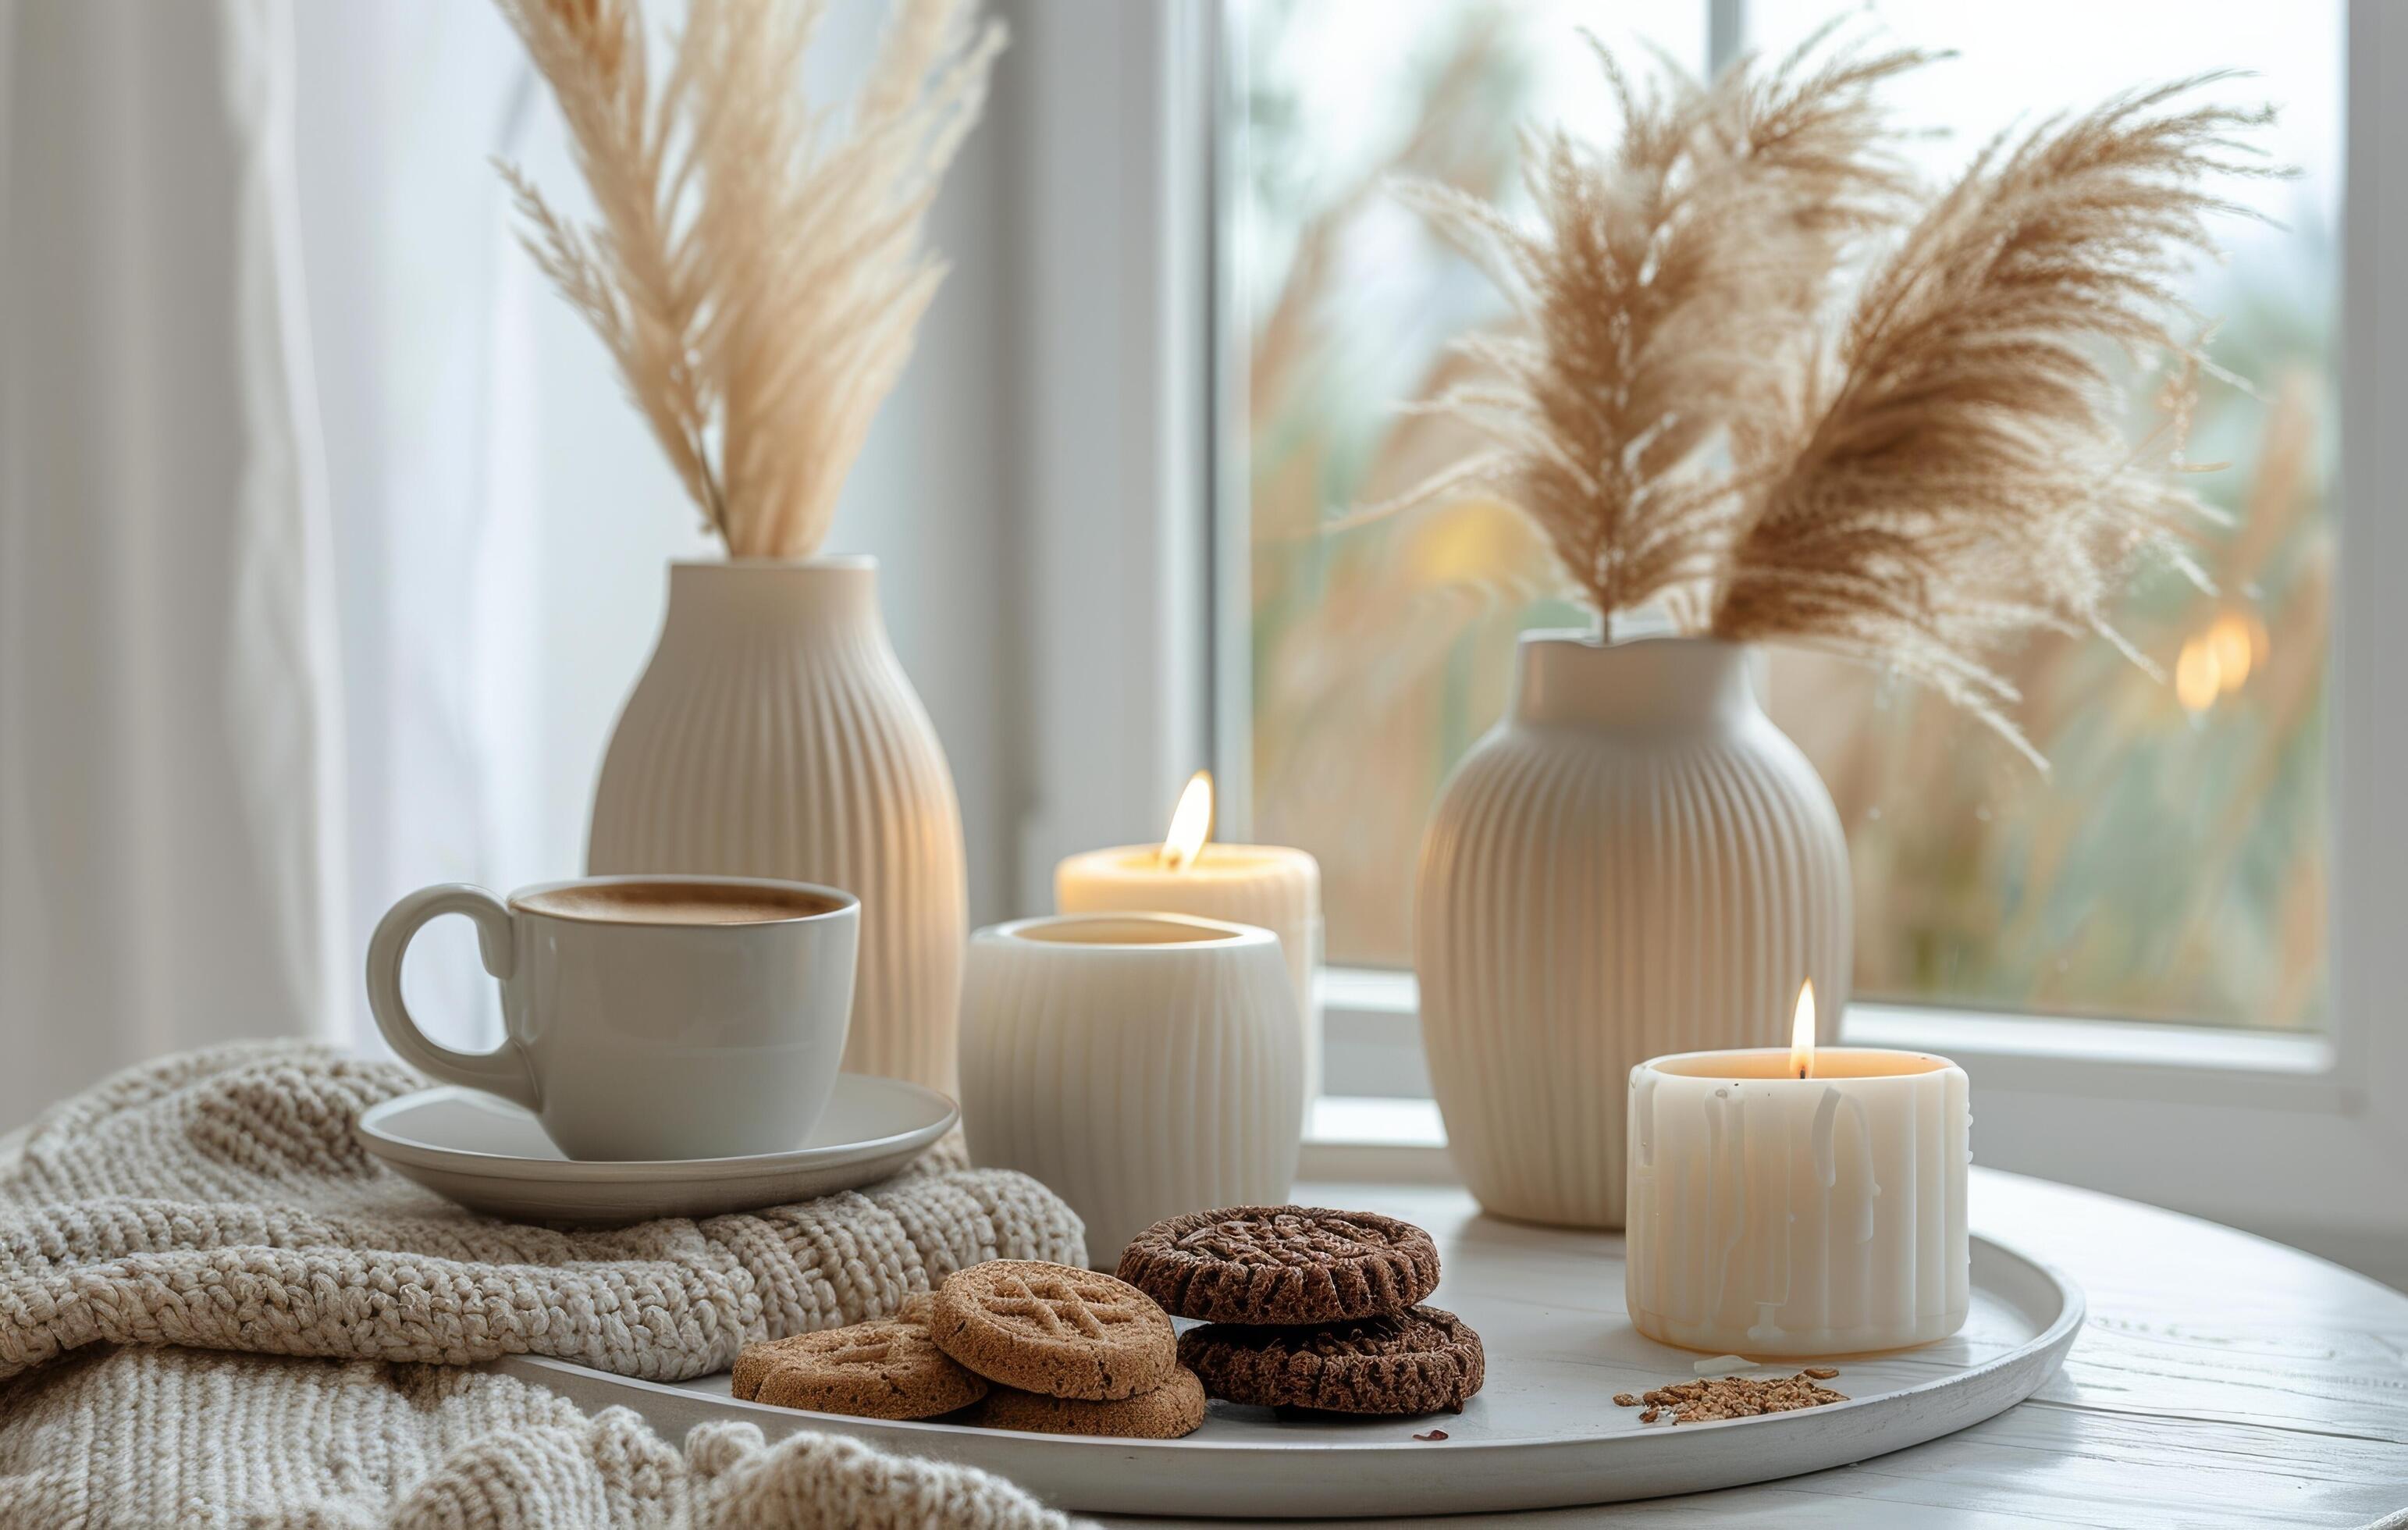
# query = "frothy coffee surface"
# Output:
<box><xmin>514</xmin><ymin>881</ymin><xmax>844</xmax><ymax>926</ymax></box>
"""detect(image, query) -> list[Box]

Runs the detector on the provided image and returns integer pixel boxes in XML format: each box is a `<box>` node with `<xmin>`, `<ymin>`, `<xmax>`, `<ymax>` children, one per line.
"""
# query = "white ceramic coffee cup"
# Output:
<box><xmin>365</xmin><ymin>874</ymin><xmax>859</xmax><ymax>1162</ymax></box>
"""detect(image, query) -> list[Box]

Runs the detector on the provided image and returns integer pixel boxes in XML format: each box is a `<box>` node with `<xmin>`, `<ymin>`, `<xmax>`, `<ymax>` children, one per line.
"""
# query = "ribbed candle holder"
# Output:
<box><xmin>958</xmin><ymin>913</ymin><xmax>1304</xmax><ymax>1264</ymax></box>
<box><xmin>1055</xmin><ymin>844</ymin><xmax>1321</xmax><ymax>1111</ymax></box>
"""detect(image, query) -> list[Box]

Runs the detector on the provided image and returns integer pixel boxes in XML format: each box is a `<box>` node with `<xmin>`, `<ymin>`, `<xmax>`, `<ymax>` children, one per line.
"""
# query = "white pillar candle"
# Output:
<box><xmin>1055</xmin><ymin>773</ymin><xmax>1322</xmax><ymax>1107</ymax></box>
<box><xmin>1625</xmin><ymin>989</ymin><xmax>1969</xmax><ymax>1356</ymax></box>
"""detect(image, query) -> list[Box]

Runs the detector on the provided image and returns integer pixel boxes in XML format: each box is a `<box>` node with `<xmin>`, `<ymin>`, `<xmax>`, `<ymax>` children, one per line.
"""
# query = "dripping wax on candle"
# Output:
<box><xmin>1626</xmin><ymin>1011</ymin><xmax>1970</xmax><ymax>1357</ymax></box>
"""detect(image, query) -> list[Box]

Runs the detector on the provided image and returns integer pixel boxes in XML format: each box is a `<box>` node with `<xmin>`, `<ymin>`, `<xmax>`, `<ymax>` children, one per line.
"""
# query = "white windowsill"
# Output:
<box><xmin>1301</xmin><ymin>1095</ymin><xmax>1452</xmax><ymax>1183</ymax></box>
<box><xmin>1841</xmin><ymin>1005</ymin><xmax>2334</xmax><ymax>1075</ymax></box>
<box><xmin>1311</xmin><ymin>966</ymin><xmax>2353</xmax><ymax>1157</ymax></box>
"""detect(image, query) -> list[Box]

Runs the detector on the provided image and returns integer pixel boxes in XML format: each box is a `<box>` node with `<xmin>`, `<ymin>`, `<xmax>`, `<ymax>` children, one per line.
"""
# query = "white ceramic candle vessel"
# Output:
<box><xmin>958</xmin><ymin>913</ymin><xmax>1304</xmax><ymax>1264</ymax></box>
<box><xmin>1625</xmin><ymin>1047</ymin><xmax>1970</xmax><ymax>1357</ymax></box>
<box><xmin>1055</xmin><ymin>842</ymin><xmax>1321</xmax><ymax>1110</ymax></box>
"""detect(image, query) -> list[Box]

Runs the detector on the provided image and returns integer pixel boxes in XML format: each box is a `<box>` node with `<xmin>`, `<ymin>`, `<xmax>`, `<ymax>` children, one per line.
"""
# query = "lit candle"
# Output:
<box><xmin>1055</xmin><ymin>772</ymin><xmax>1323</xmax><ymax>1108</ymax></box>
<box><xmin>1624</xmin><ymin>983</ymin><xmax>1970</xmax><ymax>1356</ymax></box>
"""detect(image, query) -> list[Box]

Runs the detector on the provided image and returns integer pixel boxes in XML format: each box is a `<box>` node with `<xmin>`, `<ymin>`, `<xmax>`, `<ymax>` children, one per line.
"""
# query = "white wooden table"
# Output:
<box><xmin>4</xmin><ymin>1123</ymin><xmax>2401</xmax><ymax>1527</ymax></box>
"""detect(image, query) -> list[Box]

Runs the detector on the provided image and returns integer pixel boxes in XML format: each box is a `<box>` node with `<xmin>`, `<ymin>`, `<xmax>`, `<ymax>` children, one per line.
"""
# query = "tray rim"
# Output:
<box><xmin>492</xmin><ymin>1229</ymin><xmax>2084</xmax><ymax>1513</ymax></box>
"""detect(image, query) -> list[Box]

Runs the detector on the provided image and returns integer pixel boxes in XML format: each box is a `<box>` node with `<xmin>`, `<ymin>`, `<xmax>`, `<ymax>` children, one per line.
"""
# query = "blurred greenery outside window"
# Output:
<box><xmin>1225</xmin><ymin>1</ymin><xmax>2335</xmax><ymax>1030</ymax></box>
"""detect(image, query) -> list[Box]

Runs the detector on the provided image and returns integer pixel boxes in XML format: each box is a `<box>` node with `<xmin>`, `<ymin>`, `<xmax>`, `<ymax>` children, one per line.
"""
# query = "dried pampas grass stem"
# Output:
<box><xmin>1716</xmin><ymin>76</ymin><xmax>2283</xmax><ymax>762</ymax></box>
<box><xmin>1393</xmin><ymin>30</ymin><xmax>2284</xmax><ymax>764</ymax></box>
<box><xmin>1389</xmin><ymin>23</ymin><xmax>1938</xmax><ymax>628</ymax></box>
<box><xmin>494</xmin><ymin>0</ymin><xmax>1004</xmax><ymax>559</ymax></box>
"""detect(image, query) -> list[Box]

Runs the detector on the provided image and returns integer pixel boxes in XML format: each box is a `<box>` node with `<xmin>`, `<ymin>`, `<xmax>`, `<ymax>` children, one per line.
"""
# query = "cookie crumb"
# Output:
<box><xmin>1413</xmin><ymin>1429</ymin><xmax>1448</xmax><ymax>1441</ymax></box>
<box><xmin>1612</xmin><ymin>1392</ymin><xmax>1638</xmax><ymax>1407</ymax></box>
<box><xmin>1631</xmin><ymin>1369</ymin><xmax>1848</xmax><ymax>1425</ymax></box>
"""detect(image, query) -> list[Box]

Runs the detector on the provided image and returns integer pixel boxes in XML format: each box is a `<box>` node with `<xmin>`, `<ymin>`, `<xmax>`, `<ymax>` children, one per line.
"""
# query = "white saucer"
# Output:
<box><xmin>356</xmin><ymin>1076</ymin><xmax>957</xmax><ymax>1224</ymax></box>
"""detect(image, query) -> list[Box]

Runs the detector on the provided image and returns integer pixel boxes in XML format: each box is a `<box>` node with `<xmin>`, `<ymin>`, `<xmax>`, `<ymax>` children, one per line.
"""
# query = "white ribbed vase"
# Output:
<box><xmin>959</xmin><ymin>913</ymin><xmax>1304</xmax><ymax>1263</ymax></box>
<box><xmin>1414</xmin><ymin>634</ymin><xmax>1851</xmax><ymax>1229</ymax></box>
<box><xmin>589</xmin><ymin>558</ymin><xmax>968</xmax><ymax>1094</ymax></box>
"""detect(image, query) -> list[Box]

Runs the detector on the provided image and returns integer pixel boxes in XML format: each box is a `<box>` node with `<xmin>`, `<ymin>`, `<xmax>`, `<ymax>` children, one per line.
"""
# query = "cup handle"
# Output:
<box><xmin>365</xmin><ymin>884</ymin><xmax>540</xmax><ymax>1111</ymax></box>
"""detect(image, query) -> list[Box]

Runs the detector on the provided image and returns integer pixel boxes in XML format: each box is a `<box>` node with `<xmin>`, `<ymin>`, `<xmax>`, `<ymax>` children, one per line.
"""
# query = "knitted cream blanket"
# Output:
<box><xmin>2</xmin><ymin>1347</ymin><xmax>1078</xmax><ymax>1528</ymax></box>
<box><xmin>0</xmin><ymin>1043</ymin><xmax>1092</xmax><ymax>1528</ymax></box>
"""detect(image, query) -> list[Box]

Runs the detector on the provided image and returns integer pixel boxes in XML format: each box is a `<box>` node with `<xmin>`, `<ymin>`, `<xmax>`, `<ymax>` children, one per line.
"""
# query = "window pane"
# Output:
<box><xmin>1225</xmin><ymin>1</ymin><xmax>2335</xmax><ymax>1029</ymax></box>
<box><xmin>1746</xmin><ymin>1</ymin><xmax>2337</xmax><ymax>1028</ymax></box>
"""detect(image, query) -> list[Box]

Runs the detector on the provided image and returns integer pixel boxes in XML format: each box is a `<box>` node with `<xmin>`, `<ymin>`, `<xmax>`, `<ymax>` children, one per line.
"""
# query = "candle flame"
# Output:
<box><xmin>1159</xmin><ymin>770</ymin><xmax>1214</xmax><ymax>871</ymax></box>
<box><xmin>1791</xmin><ymin>980</ymin><xmax>1816</xmax><ymax>1080</ymax></box>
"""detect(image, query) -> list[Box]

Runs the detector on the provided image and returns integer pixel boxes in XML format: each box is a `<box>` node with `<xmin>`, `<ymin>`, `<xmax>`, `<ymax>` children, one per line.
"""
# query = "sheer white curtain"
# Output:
<box><xmin>0</xmin><ymin>0</ymin><xmax>1026</xmax><ymax>1124</ymax></box>
<box><xmin>0</xmin><ymin>0</ymin><xmax>346</xmax><ymax>1124</ymax></box>
<box><xmin>0</xmin><ymin>0</ymin><xmax>585</xmax><ymax>1115</ymax></box>
<box><xmin>290</xmin><ymin>1</ymin><xmax>591</xmax><ymax>1062</ymax></box>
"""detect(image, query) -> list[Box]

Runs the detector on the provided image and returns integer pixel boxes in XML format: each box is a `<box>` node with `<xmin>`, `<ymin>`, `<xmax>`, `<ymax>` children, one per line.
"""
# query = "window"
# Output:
<box><xmin>1220</xmin><ymin>0</ymin><xmax>2339</xmax><ymax>1034</ymax></box>
<box><xmin>1017</xmin><ymin>0</ymin><xmax>2399</xmax><ymax>1280</ymax></box>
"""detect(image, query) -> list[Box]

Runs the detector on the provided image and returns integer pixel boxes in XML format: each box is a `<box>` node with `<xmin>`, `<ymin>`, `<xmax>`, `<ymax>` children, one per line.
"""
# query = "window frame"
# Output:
<box><xmin>1013</xmin><ymin>0</ymin><xmax>2407</xmax><ymax>1266</ymax></box>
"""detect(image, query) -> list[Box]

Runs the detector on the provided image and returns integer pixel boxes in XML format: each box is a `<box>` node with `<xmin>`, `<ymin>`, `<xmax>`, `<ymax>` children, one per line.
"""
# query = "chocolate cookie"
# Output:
<box><xmin>1119</xmin><ymin>1206</ymin><xmax>1441</xmax><ymax>1324</ymax></box>
<box><xmin>971</xmin><ymin>1367</ymin><xmax>1208</xmax><ymax>1439</ymax></box>
<box><xmin>1179</xmin><ymin>1304</ymin><xmax>1485</xmax><ymax>1415</ymax></box>
<box><xmin>731</xmin><ymin>1318</ymin><xmax>989</xmax><ymax>1420</ymax></box>
<box><xmin>929</xmin><ymin>1260</ymin><xmax>1178</xmax><ymax>1401</ymax></box>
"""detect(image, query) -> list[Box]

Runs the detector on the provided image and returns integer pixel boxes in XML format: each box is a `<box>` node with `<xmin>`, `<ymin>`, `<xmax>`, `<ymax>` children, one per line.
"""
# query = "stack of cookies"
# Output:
<box><xmin>1119</xmin><ymin>1205</ymin><xmax>1486</xmax><ymax>1418</ymax></box>
<box><xmin>732</xmin><ymin>1260</ymin><xmax>1206</xmax><ymax>1439</ymax></box>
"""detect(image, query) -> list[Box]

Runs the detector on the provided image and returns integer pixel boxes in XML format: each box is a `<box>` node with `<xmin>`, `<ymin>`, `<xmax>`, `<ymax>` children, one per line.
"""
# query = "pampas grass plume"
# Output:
<box><xmin>493</xmin><ymin>0</ymin><xmax>1004</xmax><ymax>559</ymax></box>
<box><xmin>1393</xmin><ymin>27</ymin><xmax>2285</xmax><ymax>764</ymax></box>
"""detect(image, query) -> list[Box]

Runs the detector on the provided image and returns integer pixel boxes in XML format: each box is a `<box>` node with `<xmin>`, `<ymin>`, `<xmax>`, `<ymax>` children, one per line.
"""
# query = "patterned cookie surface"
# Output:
<box><xmin>732</xmin><ymin>1318</ymin><xmax>989</xmax><ymax>1420</ymax></box>
<box><xmin>1119</xmin><ymin>1205</ymin><xmax>1440</xmax><ymax>1324</ymax></box>
<box><xmin>1179</xmin><ymin>1304</ymin><xmax>1485</xmax><ymax>1415</ymax></box>
<box><xmin>930</xmin><ymin>1260</ymin><xmax>1178</xmax><ymax>1400</ymax></box>
<box><xmin>972</xmin><ymin>1367</ymin><xmax>1208</xmax><ymax>1439</ymax></box>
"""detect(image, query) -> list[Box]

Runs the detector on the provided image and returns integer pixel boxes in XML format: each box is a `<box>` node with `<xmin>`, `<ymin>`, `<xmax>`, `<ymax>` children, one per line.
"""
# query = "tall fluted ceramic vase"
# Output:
<box><xmin>589</xmin><ymin>557</ymin><xmax>968</xmax><ymax>1094</ymax></box>
<box><xmin>1414</xmin><ymin>633</ymin><xmax>1851</xmax><ymax>1229</ymax></box>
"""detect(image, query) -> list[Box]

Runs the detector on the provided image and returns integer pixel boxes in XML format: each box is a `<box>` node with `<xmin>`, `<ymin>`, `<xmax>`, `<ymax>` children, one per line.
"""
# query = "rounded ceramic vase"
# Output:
<box><xmin>588</xmin><ymin>557</ymin><xmax>968</xmax><ymax>1094</ymax></box>
<box><xmin>958</xmin><ymin>913</ymin><xmax>1304</xmax><ymax>1264</ymax></box>
<box><xmin>1414</xmin><ymin>633</ymin><xmax>1851</xmax><ymax>1229</ymax></box>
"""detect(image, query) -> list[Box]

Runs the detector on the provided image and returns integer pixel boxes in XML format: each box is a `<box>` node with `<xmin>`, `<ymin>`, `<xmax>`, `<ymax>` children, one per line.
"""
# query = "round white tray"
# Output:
<box><xmin>492</xmin><ymin>1189</ymin><xmax>2082</xmax><ymax>1518</ymax></box>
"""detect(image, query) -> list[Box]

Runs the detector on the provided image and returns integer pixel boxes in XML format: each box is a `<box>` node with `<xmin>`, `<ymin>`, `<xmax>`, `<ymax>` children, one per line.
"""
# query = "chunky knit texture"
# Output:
<box><xmin>0</xmin><ymin>1041</ymin><xmax>1085</xmax><ymax>1381</ymax></box>
<box><xmin>0</xmin><ymin>1346</ymin><xmax>1079</xmax><ymax>1528</ymax></box>
<box><xmin>0</xmin><ymin>1044</ymin><xmax>1094</xmax><ymax>1527</ymax></box>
